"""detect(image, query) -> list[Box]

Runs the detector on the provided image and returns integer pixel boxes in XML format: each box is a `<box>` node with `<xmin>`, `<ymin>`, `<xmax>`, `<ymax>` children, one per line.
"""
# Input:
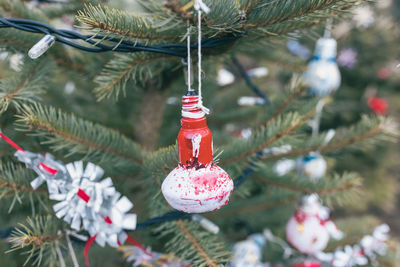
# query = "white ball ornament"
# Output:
<box><xmin>303</xmin><ymin>38</ymin><xmax>341</xmax><ymax>96</ymax></box>
<box><xmin>296</xmin><ymin>153</ymin><xmax>327</xmax><ymax>180</ymax></box>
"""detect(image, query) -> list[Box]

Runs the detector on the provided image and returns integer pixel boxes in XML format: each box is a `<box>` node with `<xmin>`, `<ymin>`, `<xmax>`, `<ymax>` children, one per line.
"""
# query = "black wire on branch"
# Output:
<box><xmin>231</xmin><ymin>56</ymin><xmax>269</xmax><ymax>104</ymax></box>
<box><xmin>0</xmin><ymin>17</ymin><xmax>241</xmax><ymax>57</ymax></box>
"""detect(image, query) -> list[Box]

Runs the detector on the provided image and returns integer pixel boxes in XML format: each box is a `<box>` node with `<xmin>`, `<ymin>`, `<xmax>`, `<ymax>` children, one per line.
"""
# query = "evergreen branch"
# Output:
<box><xmin>163</xmin><ymin>0</ymin><xmax>193</xmax><ymax>21</ymax></box>
<box><xmin>0</xmin><ymin>28</ymin><xmax>39</xmax><ymax>52</ymax></box>
<box><xmin>94</xmin><ymin>53</ymin><xmax>177</xmax><ymax>100</ymax></box>
<box><xmin>245</xmin><ymin>0</ymin><xmax>361</xmax><ymax>29</ymax></box>
<box><xmin>7</xmin><ymin>216</ymin><xmax>62</xmax><ymax>266</ymax></box>
<box><xmin>0</xmin><ymin>161</ymin><xmax>48</xmax><ymax>213</ymax></box>
<box><xmin>204</xmin><ymin>0</ymin><xmax>244</xmax><ymax>32</ymax></box>
<box><xmin>264</xmin><ymin>79</ymin><xmax>307</xmax><ymax>125</ymax></box>
<box><xmin>209</xmin><ymin>190</ymin><xmax>300</xmax><ymax>217</ymax></box>
<box><xmin>0</xmin><ymin>0</ymin><xmax>50</xmax><ymax>22</ymax></box>
<box><xmin>16</xmin><ymin>103</ymin><xmax>144</xmax><ymax>166</ymax></box>
<box><xmin>76</xmin><ymin>3</ymin><xmax>180</xmax><ymax>41</ymax></box>
<box><xmin>252</xmin><ymin>171</ymin><xmax>361</xmax><ymax>194</ymax></box>
<box><xmin>154</xmin><ymin>220</ymin><xmax>230</xmax><ymax>266</ymax></box>
<box><xmin>252</xmin><ymin>169</ymin><xmax>363</xmax><ymax>206</ymax></box>
<box><xmin>261</xmin><ymin>116</ymin><xmax>398</xmax><ymax>161</ymax></box>
<box><xmin>0</xmin><ymin>180</ymin><xmax>46</xmax><ymax>195</ymax></box>
<box><xmin>143</xmin><ymin>145</ymin><xmax>179</xmax><ymax>218</ymax></box>
<box><xmin>41</xmin><ymin>2</ymin><xmax>83</xmax><ymax>18</ymax></box>
<box><xmin>176</xmin><ymin>220</ymin><xmax>218</xmax><ymax>267</ymax></box>
<box><xmin>219</xmin><ymin>107</ymin><xmax>315</xmax><ymax>165</ymax></box>
<box><xmin>0</xmin><ymin>58</ymin><xmax>55</xmax><ymax>114</ymax></box>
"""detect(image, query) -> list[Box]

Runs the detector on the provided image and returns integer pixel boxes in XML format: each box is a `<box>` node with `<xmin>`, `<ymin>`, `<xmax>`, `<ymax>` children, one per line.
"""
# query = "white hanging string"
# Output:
<box><xmin>194</xmin><ymin>0</ymin><xmax>210</xmax><ymax>115</ymax></box>
<box><xmin>55</xmin><ymin>235</ymin><xmax>67</xmax><ymax>267</ymax></box>
<box><xmin>311</xmin><ymin>98</ymin><xmax>328</xmax><ymax>137</ymax></box>
<box><xmin>66</xmin><ymin>231</ymin><xmax>80</xmax><ymax>267</ymax></box>
<box><xmin>186</xmin><ymin>20</ymin><xmax>193</xmax><ymax>92</ymax></box>
<box><xmin>324</xmin><ymin>18</ymin><xmax>333</xmax><ymax>38</ymax></box>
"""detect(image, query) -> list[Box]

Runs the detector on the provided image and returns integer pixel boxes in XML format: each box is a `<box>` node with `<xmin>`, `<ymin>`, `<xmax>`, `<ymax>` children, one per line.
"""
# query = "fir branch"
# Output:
<box><xmin>16</xmin><ymin>103</ymin><xmax>144</xmax><ymax>166</ymax></box>
<box><xmin>155</xmin><ymin>220</ymin><xmax>230</xmax><ymax>266</ymax></box>
<box><xmin>7</xmin><ymin>216</ymin><xmax>62</xmax><ymax>266</ymax></box>
<box><xmin>0</xmin><ymin>162</ymin><xmax>48</xmax><ymax>213</ymax></box>
<box><xmin>220</xmin><ymin>108</ymin><xmax>315</xmax><ymax>165</ymax></box>
<box><xmin>204</xmin><ymin>0</ymin><xmax>244</xmax><ymax>32</ymax></box>
<box><xmin>76</xmin><ymin>3</ymin><xmax>180</xmax><ymax>41</ymax></box>
<box><xmin>176</xmin><ymin>220</ymin><xmax>218</xmax><ymax>267</ymax></box>
<box><xmin>252</xmin><ymin>169</ymin><xmax>363</xmax><ymax>206</ymax></box>
<box><xmin>245</xmin><ymin>0</ymin><xmax>360</xmax><ymax>29</ymax></box>
<box><xmin>0</xmin><ymin>0</ymin><xmax>50</xmax><ymax>22</ymax></box>
<box><xmin>0</xmin><ymin>58</ymin><xmax>55</xmax><ymax>114</ymax></box>
<box><xmin>94</xmin><ymin>53</ymin><xmax>177</xmax><ymax>100</ymax></box>
<box><xmin>264</xmin><ymin>79</ymin><xmax>307</xmax><ymax>125</ymax></box>
<box><xmin>142</xmin><ymin>145</ymin><xmax>179</xmax><ymax>217</ymax></box>
<box><xmin>209</xmin><ymin>190</ymin><xmax>300</xmax><ymax>217</ymax></box>
<box><xmin>163</xmin><ymin>0</ymin><xmax>193</xmax><ymax>21</ymax></box>
<box><xmin>261</xmin><ymin>116</ymin><xmax>398</xmax><ymax>161</ymax></box>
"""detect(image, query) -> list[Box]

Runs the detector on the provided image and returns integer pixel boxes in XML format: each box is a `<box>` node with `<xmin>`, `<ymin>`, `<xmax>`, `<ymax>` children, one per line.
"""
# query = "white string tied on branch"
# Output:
<box><xmin>194</xmin><ymin>0</ymin><xmax>210</xmax><ymax>115</ymax></box>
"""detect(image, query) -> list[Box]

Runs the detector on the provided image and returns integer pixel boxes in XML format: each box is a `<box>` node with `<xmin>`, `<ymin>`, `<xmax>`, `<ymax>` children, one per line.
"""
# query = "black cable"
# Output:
<box><xmin>234</xmin><ymin>151</ymin><xmax>263</xmax><ymax>187</ymax></box>
<box><xmin>0</xmin><ymin>226</ymin><xmax>15</xmax><ymax>238</ymax></box>
<box><xmin>231</xmin><ymin>56</ymin><xmax>269</xmax><ymax>104</ymax></box>
<box><xmin>136</xmin><ymin>211</ymin><xmax>191</xmax><ymax>229</ymax></box>
<box><xmin>0</xmin><ymin>17</ymin><xmax>241</xmax><ymax>57</ymax></box>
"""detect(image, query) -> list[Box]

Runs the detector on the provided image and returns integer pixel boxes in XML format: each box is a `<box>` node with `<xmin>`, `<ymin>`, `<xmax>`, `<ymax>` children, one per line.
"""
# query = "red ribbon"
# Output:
<box><xmin>104</xmin><ymin>216</ymin><xmax>113</xmax><ymax>225</ymax></box>
<box><xmin>84</xmin><ymin>235</ymin><xmax>97</xmax><ymax>266</ymax></box>
<box><xmin>0</xmin><ymin>131</ymin><xmax>59</xmax><ymax>176</ymax></box>
<box><xmin>39</xmin><ymin>162</ymin><xmax>58</xmax><ymax>175</ymax></box>
<box><xmin>0</xmin><ymin>132</ymin><xmax>25</xmax><ymax>152</ymax></box>
<box><xmin>126</xmin><ymin>235</ymin><xmax>153</xmax><ymax>256</ymax></box>
<box><xmin>77</xmin><ymin>188</ymin><xmax>90</xmax><ymax>203</ymax></box>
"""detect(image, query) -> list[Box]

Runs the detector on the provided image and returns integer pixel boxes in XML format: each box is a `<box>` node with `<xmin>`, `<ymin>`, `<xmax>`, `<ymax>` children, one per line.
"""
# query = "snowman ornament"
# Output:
<box><xmin>303</xmin><ymin>37</ymin><xmax>341</xmax><ymax>96</ymax></box>
<box><xmin>286</xmin><ymin>194</ymin><xmax>343</xmax><ymax>255</ymax></box>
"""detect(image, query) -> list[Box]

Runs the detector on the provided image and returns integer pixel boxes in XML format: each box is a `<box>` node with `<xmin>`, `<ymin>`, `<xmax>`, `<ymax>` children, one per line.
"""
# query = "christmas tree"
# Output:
<box><xmin>0</xmin><ymin>0</ymin><xmax>399</xmax><ymax>266</ymax></box>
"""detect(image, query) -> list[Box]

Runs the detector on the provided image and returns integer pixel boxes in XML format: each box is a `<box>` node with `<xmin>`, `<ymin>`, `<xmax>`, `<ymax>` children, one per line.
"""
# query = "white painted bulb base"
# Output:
<box><xmin>161</xmin><ymin>164</ymin><xmax>234</xmax><ymax>213</ymax></box>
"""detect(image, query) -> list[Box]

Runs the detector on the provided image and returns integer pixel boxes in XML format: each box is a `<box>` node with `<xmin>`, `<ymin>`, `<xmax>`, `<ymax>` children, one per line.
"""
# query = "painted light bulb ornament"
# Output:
<box><xmin>161</xmin><ymin>93</ymin><xmax>234</xmax><ymax>213</ymax></box>
<box><xmin>303</xmin><ymin>37</ymin><xmax>341</xmax><ymax>96</ymax></box>
<box><xmin>296</xmin><ymin>152</ymin><xmax>327</xmax><ymax>180</ymax></box>
<box><xmin>286</xmin><ymin>194</ymin><xmax>343</xmax><ymax>255</ymax></box>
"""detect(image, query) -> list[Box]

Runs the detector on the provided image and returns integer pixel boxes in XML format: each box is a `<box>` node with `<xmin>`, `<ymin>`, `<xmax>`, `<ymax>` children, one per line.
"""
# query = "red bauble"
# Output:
<box><xmin>368</xmin><ymin>96</ymin><xmax>388</xmax><ymax>115</ymax></box>
<box><xmin>292</xmin><ymin>261</ymin><xmax>321</xmax><ymax>267</ymax></box>
<box><xmin>161</xmin><ymin>94</ymin><xmax>234</xmax><ymax>213</ymax></box>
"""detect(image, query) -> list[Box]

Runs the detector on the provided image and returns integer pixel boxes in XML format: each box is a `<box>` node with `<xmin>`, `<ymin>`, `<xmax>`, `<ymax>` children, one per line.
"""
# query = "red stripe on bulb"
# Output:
<box><xmin>0</xmin><ymin>132</ymin><xmax>25</xmax><ymax>152</ymax></box>
<box><xmin>77</xmin><ymin>188</ymin><xmax>90</xmax><ymax>203</ymax></box>
<box><xmin>39</xmin><ymin>163</ymin><xmax>58</xmax><ymax>175</ymax></box>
